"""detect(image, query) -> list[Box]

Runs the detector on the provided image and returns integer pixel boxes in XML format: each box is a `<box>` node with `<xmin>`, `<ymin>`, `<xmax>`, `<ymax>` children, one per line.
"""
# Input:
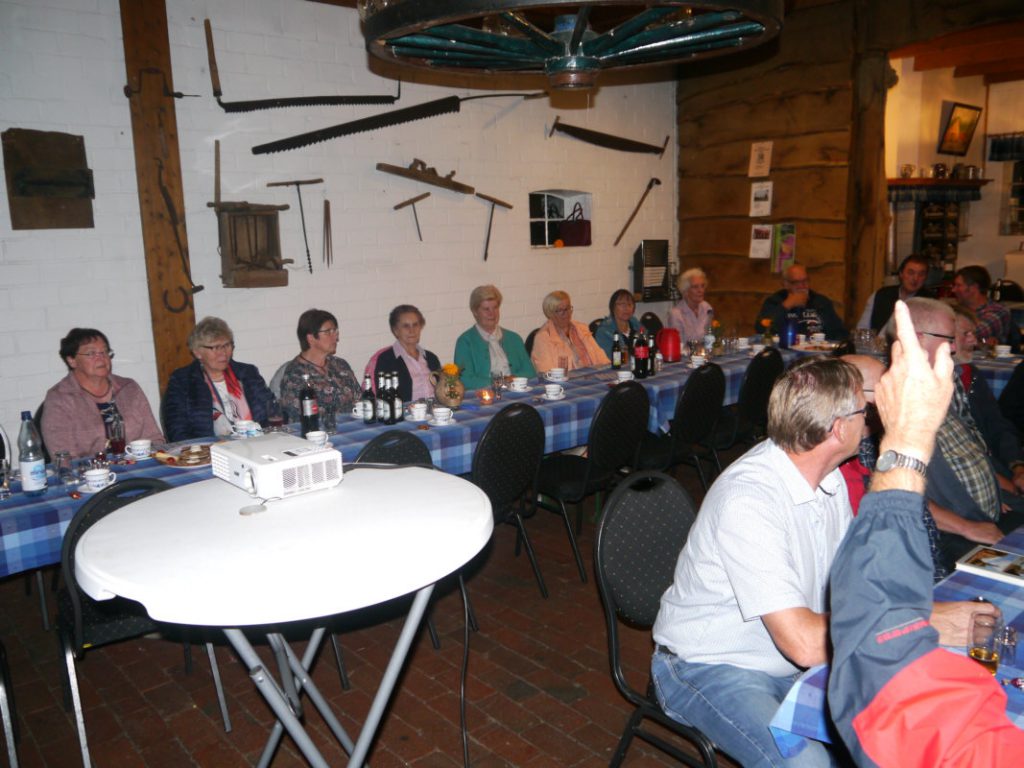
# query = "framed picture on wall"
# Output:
<box><xmin>937</xmin><ymin>102</ymin><xmax>982</xmax><ymax>156</ymax></box>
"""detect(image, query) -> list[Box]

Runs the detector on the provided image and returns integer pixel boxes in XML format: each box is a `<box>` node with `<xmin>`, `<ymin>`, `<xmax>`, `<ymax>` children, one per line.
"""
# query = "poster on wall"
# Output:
<box><xmin>937</xmin><ymin>102</ymin><xmax>982</xmax><ymax>156</ymax></box>
<box><xmin>748</xmin><ymin>141</ymin><xmax>773</xmax><ymax>177</ymax></box>
<box><xmin>750</xmin><ymin>181</ymin><xmax>773</xmax><ymax>217</ymax></box>
<box><xmin>773</xmin><ymin>223</ymin><xmax>796</xmax><ymax>273</ymax></box>
<box><xmin>750</xmin><ymin>224</ymin><xmax>774</xmax><ymax>259</ymax></box>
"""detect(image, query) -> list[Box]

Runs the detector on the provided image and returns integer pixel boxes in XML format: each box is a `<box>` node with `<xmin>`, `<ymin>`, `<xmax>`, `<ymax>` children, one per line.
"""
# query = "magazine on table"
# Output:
<box><xmin>955</xmin><ymin>545</ymin><xmax>1024</xmax><ymax>587</ymax></box>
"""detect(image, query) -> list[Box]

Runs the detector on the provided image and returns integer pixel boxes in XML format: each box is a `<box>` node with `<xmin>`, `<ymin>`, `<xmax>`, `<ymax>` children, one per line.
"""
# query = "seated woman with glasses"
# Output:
<box><xmin>41</xmin><ymin>327</ymin><xmax>164</xmax><ymax>458</ymax></box>
<box><xmin>531</xmin><ymin>290</ymin><xmax>609</xmax><ymax>374</ymax></box>
<box><xmin>163</xmin><ymin>316</ymin><xmax>274</xmax><ymax>442</ymax></box>
<box><xmin>278</xmin><ymin>309</ymin><xmax>360</xmax><ymax>422</ymax></box>
<box><xmin>364</xmin><ymin>305</ymin><xmax>440</xmax><ymax>404</ymax></box>
<box><xmin>593</xmin><ymin>288</ymin><xmax>643</xmax><ymax>357</ymax></box>
<box><xmin>454</xmin><ymin>285</ymin><xmax>535</xmax><ymax>390</ymax></box>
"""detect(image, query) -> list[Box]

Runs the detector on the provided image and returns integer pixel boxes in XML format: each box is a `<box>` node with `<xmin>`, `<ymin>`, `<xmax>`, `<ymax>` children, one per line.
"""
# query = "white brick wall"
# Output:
<box><xmin>0</xmin><ymin>0</ymin><xmax>677</xmax><ymax>439</ymax></box>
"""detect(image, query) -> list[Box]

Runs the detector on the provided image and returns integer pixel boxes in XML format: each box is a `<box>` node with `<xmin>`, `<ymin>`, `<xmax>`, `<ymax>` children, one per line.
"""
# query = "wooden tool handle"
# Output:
<box><xmin>203</xmin><ymin>19</ymin><xmax>222</xmax><ymax>98</ymax></box>
<box><xmin>475</xmin><ymin>192</ymin><xmax>513</xmax><ymax>209</ymax></box>
<box><xmin>266</xmin><ymin>178</ymin><xmax>324</xmax><ymax>187</ymax></box>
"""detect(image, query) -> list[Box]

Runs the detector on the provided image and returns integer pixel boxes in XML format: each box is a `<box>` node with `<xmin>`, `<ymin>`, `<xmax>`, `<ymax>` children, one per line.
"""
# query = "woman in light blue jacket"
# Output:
<box><xmin>454</xmin><ymin>285</ymin><xmax>535</xmax><ymax>390</ymax></box>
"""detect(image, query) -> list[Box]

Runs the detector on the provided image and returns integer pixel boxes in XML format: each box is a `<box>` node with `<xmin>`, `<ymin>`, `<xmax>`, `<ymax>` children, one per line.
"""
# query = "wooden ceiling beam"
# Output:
<box><xmin>912</xmin><ymin>41</ymin><xmax>1015</xmax><ymax>71</ymax></box>
<box><xmin>955</xmin><ymin>57</ymin><xmax>1024</xmax><ymax>78</ymax></box>
<box><xmin>985</xmin><ymin>69</ymin><xmax>1024</xmax><ymax>85</ymax></box>
<box><xmin>891</xmin><ymin>19</ymin><xmax>1024</xmax><ymax>60</ymax></box>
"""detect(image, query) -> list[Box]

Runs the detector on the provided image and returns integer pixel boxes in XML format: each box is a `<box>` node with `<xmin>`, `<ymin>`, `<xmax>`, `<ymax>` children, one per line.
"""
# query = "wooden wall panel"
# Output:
<box><xmin>680</xmin><ymin>132</ymin><xmax>850</xmax><ymax>176</ymax></box>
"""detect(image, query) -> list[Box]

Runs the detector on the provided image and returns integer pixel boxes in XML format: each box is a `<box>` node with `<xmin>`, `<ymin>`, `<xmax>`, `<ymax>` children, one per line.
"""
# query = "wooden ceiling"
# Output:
<box><xmin>890</xmin><ymin>20</ymin><xmax>1024</xmax><ymax>85</ymax></box>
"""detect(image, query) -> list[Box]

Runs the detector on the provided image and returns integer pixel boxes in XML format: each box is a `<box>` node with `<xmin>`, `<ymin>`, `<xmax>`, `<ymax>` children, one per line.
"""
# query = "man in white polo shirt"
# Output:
<box><xmin>652</xmin><ymin>356</ymin><xmax>865</xmax><ymax>767</ymax></box>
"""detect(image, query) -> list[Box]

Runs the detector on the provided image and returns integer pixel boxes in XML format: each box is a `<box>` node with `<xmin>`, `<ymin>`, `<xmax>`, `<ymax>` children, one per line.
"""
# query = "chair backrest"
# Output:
<box><xmin>33</xmin><ymin>404</ymin><xmax>50</xmax><ymax>465</ymax></box>
<box><xmin>471</xmin><ymin>403</ymin><xmax>545</xmax><ymax>522</ymax></box>
<box><xmin>588</xmin><ymin>381</ymin><xmax>650</xmax><ymax>476</ymax></box>
<box><xmin>354</xmin><ymin>430</ymin><xmax>432</xmax><ymax>466</ymax></box>
<box><xmin>524</xmin><ymin>328</ymin><xmax>540</xmax><ymax>356</ymax></box>
<box><xmin>268</xmin><ymin>361</ymin><xmax>290</xmax><ymax>399</ymax></box>
<box><xmin>736</xmin><ymin>347</ymin><xmax>783</xmax><ymax>433</ymax></box>
<box><xmin>0</xmin><ymin>422</ymin><xmax>10</xmax><ymax>463</ymax></box>
<box><xmin>640</xmin><ymin>311</ymin><xmax>663</xmax><ymax>334</ymax></box>
<box><xmin>61</xmin><ymin>479</ymin><xmax>171</xmax><ymax>646</ymax></box>
<box><xmin>595</xmin><ymin>471</ymin><xmax>697</xmax><ymax>701</ymax></box>
<box><xmin>588</xmin><ymin>318</ymin><xmax>602</xmax><ymax>335</ymax></box>
<box><xmin>671</xmin><ymin>362</ymin><xmax>725</xmax><ymax>447</ymax></box>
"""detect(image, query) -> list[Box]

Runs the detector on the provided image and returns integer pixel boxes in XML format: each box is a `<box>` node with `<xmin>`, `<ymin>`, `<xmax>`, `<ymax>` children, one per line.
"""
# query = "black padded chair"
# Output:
<box><xmin>640</xmin><ymin>311</ymin><xmax>664</xmax><ymax>335</ymax></box>
<box><xmin>355</xmin><ymin>429</ymin><xmax>432</xmax><ymax>465</ymax></box>
<box><xmin>469</xmin><ymin>403</ymin><xmax>548</xmax><ymax>598</ymax></box>
<box><xmin>536</xmin><ymin>381</ymin><xmax>650</xmax><ymax>582</ymax></box>
<box><xmin>637</xmin><ymin>363</ymin><xmax>725</xmax><ymax>490</ymax></box>
<box><xmin>998</xmin><ymin>360</ymin><xmax>1024</xmax><ymax>434</ymax></box>
<box><xmin>589</xmin><ymin>317</ymin><xmax>603</xmax><ymax>335</ymax></box>
<box><xmin>0</xmin><ymin>640</ymin><xmax>18</xmax><ymax>768</ymax></box>
<box><xmin>594</xmin><ymin>471</ymin><xmax>717</xmax><ymax>768</ymax></box>
<box><xmin>354</xmin><ymin>430</ymin><xmax>476</xmax><ymax>644</ymax></box>
<box><xmin>706</xmin><ymin>347</ymin><xmax>783</xmax><ymax>471</ymax></box>
<box><xmin>525</xmin><ymin>327</ymin><xmax>540</xmax><ymax>356</ymax></box>
<box><xmin>58</xmin><ymin>479</ymin><xmax>230</xmax><ymax>768</ymax></box>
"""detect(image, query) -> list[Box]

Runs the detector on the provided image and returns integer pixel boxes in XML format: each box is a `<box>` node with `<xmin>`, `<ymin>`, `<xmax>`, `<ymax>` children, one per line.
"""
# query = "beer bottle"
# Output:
<box><xmin>360</xmin><ymin>374</ymin><xmax>376</xmax><ymax>424</ymax></box>
<box><xmin>376</xmin><ymin>372</ymin><xmax>388</xmax><ymax>422</ymax></box>
<box><xmin>299</xmin><ymin>374</ymin><xmax>320</xmax><ymax>435</ymax></box>
<box><xmin>391</xmin><ymin>373</ymin><xmax>404</xmax><ymax>422</ymax></box>
<box><xmin>611</xmin><ymin>332</ymin><xmax>622</xmax><ymax>370</ymax></box>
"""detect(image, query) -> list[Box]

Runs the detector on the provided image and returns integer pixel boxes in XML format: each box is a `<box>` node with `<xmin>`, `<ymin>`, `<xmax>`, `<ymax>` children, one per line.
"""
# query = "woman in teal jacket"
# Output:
<box><xmin>454</xmin><ymin>285</ymin><xmax>535</xmax><ymax>390</ymax></box>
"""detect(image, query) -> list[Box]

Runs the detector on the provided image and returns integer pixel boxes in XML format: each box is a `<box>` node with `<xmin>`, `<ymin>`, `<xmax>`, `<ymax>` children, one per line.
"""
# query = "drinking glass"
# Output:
<box><xmin>999</xmin><ymin>625</ymin><xmax>1018</xmax><ymax>668</ymax></box>
<box><xmin>967</xmin><ymin>612</ymin><xmax>1003</xmax><ymax>675</ymax></box>
<box><xmin>490</xmin><ymin>372</ymin><xmax>504</xmax><ymax>400</ymax></box>
<box><xmin>107</xmin><ymin>418</ymin><xmax>126</xmax><ymax>458</ymax></box>
<box><xmin>321</xmin><ymin>406</ymin><xmax>337</xmax><ymax>435</ymax></box>
<box><xmin>0</xmin><ymin>459</ymin><xmax>11</xmax><ymax>501</ymax></box>
<box><xmin>266</xmin><ymin>399</ymin><xmax>286</xmax><ymax>431</ymax></box>
<box><xmin>53</xmin><ymin>451</ymin><xmax>73</xmax><ymax>481</ymax></box>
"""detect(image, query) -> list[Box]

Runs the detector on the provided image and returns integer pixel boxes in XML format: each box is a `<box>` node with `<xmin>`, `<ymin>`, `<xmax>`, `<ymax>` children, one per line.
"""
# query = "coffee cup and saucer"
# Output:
<box><xmin>543</xmin><ymin>384</ymin><xmax>565</xmax><ymax>401</ymax></box>
<box><xmin>545</xmin><ymin>367</ymin><xmax>567</xmax><ymax>383</ymax></box>
<box><xmin>429</xmin><ymin>406</ymin><xmax>455</xmax><ymax>427</ymax></box>
<box><xmin>80</xmin><ymin>468</ymin><xmax>117</xmax><ymax>494</ymax></box>
<box><xmin>232</xmin><ymin>419</ymin><xmax>262</xmax><ymax>438</ymax></box>
<box><xmin>689</xmin><ymin>355</ymin><xmax>707</xmax><ymax>369</ymax></box>
<box><xmin>126</xmin><ymin>439</ymin><xmax>152</xmax><ymax>460</ymax></box>
<box><xmin>995</xmin><ymin>344</ymin><xmax>1013</xmax><ymax>358</ymax></box>
<box><xmin>407</xmin><ymin>402</ymin><xmax>429</xmax><ymax>421</ymax></box>
<box><xmin>615</xmin><ymin>371</ymin><xmax>634</xmax><ymax>382</ymax></box>
<box><xmin>509</xmin><ymin>376</ymin><xmax>530</xmax><ymax>392</ymax></box>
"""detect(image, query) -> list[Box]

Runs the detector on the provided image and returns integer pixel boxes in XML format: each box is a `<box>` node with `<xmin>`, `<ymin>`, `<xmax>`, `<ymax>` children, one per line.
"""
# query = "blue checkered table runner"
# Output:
<box><xmin>1</xmin><ymin>351</ymin><xmax>782</xmax><ymax>579</ymax></box>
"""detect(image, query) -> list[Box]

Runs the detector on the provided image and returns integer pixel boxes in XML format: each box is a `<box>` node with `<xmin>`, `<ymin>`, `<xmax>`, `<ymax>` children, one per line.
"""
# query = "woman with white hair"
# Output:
<box><xmin>530</xmin><ymin>290</ymin><xmax>610</xmax><ymax>374</ymax></box>
<box><xmin>454</xmin><ymin>284</ymin><xmax>535</xmax><ymax>390</ymax></box>
<box><xmin>668</xmin><ymin>267</ymin><xmax>713</xmax><ymax>342</ymax></box>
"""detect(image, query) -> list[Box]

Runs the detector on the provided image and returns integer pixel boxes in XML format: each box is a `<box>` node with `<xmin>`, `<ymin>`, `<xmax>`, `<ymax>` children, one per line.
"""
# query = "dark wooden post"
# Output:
<box><xmin>119</xmin><ymin>0</ymin><xmax>196</xmax><ymax>393</ymax></box>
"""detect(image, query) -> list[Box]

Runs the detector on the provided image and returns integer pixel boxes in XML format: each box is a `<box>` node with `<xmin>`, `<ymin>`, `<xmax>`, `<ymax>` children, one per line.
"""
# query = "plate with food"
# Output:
<box><xmin>153</xmin><ymin>444</ymin><xmax>214</xmax><ymax>467</ymax></box>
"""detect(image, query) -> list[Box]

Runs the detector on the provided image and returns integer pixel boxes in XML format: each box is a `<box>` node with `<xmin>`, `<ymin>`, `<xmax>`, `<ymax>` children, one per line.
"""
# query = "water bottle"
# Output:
<box><xmin>18</xmin><ymin>411</ymin><xmax>47</xmax><ymax>496</ymax></box>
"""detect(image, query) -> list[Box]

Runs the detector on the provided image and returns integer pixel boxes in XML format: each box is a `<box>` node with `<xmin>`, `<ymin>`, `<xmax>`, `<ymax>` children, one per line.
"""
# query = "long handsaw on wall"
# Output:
<box><xmin>203</xmin><ymin>19</ymin><xmax>399</xmax><ymax>112</ymax></box>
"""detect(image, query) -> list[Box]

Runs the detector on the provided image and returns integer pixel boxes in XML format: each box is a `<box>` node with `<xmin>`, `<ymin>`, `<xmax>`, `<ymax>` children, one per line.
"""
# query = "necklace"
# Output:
<box><xmin>84</xmin><ymin>378</ymin><xmax>112</xmax><ymax>401</ymax></box>
<box><xmin>300</xmin><ymin>355</ymin><xmax>328</xmax><ymax>372</ymax></box>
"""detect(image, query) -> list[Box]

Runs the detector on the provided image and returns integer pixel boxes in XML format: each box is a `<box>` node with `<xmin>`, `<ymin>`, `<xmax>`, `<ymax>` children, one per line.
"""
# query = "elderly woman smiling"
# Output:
<box><xmin>530</xmin><ymin>290</ymin><xmax>610</xmax><ymax>374</ymax></box>
<box><xmin>454</xmin><ymin>285</ymin><xmax>535</xmax><ymax>390</ymax></box>
<box><xmin>667</xmin><ymin>267</ymin><xmax>713</xmax><ymax>342</ymax></box>
<box><xmin>163</xmin><ymin>316</ymin><xmax>274</xmax><ymax>442</ymax></box>
<box><xmin>41</xmin><ymin>327</ymin><xmax>164</xmax><ymax>458</ymax></box>
<box><xmin>366</xmin><ymin>305</ymin><xmax>440</xmax><ymax>403</ymax></box>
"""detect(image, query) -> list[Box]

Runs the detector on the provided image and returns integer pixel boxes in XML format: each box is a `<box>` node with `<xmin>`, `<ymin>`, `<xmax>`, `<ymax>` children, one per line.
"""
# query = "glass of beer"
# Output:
<box><xmin>967</xmin><ymin>613</ymin><xmax>1003</xmax><ymax>675</ymax></box>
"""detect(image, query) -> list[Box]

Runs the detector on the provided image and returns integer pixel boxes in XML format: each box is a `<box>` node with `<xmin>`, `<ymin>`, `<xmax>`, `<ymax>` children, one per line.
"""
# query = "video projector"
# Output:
<box><xmin>211</xmin><ymin>433</ymin><xmax>342</xmax><ymax>499</ymax></box>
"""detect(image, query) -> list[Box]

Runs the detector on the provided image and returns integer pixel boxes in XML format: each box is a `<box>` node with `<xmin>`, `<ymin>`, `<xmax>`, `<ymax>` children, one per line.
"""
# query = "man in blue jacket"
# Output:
<box><xmin>756</xmin><ymin>263</ymin><xmax>848</xmax><ymax>340</ymax></box>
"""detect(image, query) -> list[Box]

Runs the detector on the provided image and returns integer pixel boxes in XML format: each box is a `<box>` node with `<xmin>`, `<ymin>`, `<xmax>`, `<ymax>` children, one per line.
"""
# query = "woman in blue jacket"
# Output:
<box><xmin>163</xmin><ymin>316</ymin><xmax>274</xmax><ymax>442</ymax></box>
<box><xmin>454</xmin><ymin>285</ymin><xmax>535</xmax><ymax>390</ymax></box>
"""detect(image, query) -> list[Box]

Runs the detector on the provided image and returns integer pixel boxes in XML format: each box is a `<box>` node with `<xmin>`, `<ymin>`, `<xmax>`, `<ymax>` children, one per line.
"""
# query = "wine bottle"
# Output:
<box><xmin>299</xmin><ymin>374</ymin><xmax>320</xmax><ymax>435</ymax></box>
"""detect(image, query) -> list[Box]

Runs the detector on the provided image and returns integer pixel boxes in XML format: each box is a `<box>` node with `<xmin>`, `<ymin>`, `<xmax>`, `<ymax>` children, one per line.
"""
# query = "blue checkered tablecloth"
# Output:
<box><xmin>1</xmin><ymin>351</ymin><xmax>781</xmax><ymax>579</ymax></box>
<box><xmin>973</xmin><ymin>355</ymin><xmax>1022</xmax><ymax>400</ymax></box>
<box><xmin>769</xmin><ymin>528</ymin><xmax>1024</xmax><ymax>755</ymax></box>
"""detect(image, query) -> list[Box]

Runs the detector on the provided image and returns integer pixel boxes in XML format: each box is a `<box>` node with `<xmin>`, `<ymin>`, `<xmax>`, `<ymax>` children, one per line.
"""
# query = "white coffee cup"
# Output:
<box><xmin>995</xmin><ymin>344</ymin><xmax>1012</xmax><ymax>357</ymax></box>
<box><xmin>795</xmin><ymin>334</ymin><xmax>807</xmax><ymax>345</ymax></box>
<box><xmin>84</xmin><ymin>468</ymin><xmax>116</xmax><ymax>491</ymax></box>
<box><xmin>432</xmin><ymin>406</ymin><xmax>453</xmax><ymax>424</ymax></box>
<box><xmin>409</xmin><ymin>403</ymin><xmax>428</xmax><ymax>420</ymax></box>
<box><xmin>351</xmin><ymin>403</ymin><xmax>366</xmax><ymax>418</ymax></box>
<box><xmin>690</xmin><ymin>354</ymin><xmax>706</xmax><ymax>367</ymax></box>
<box><xmin>305</xmin><ymin>430</ymin><xmax>328</xmax><ymax>448</ymax></box>
<box><xmin>233</xmin><ymin>419</ymin><xmax>259</xmax><ymax>436</ymax></box>
<box><xmin>810</xmin><ymin>333</ymin><xmax>826</xmax><ymax>343</ymax></box>
<box><xmin>544</xmin><ymin>384</ymin><xmax>564</xmax><ymax>399</ymax></box>
<box><xmin>547</xmin><ymin>367</ymin><xmax>566</xmax><ymax>381</ymax></box>
<box><xmin>127</xmin><ymin>439</ymin><xmax>152</xmax><ymax>459</ymax></box>
<box><xmin>510</xmin><ymin>376</ymin><xmax>529</xmax><ymax>391</ymax></box>
<box><xmin>736</xmin><ymin>337</ymin><xmax>750</xmax><ymax>349</ymax></box>
<box><xmin>616</xmin><ymin>370</ymin><xmax>634</xmax><ymax>381</ymax></box>
<box><xmin>751</xmin><ymin>343</ymin><xmax>766</xmax><ymax>355</ymax></box>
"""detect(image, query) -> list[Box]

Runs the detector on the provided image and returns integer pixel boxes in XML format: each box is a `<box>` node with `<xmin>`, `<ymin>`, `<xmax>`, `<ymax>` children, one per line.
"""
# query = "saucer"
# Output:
<box><xmin>543</xmin><ymin>393</ymin><xmax>566</xmax><ymax>401</ymax></box>
<box><xmin>428</xmin><ymin>417</ymin><xmax>455</xmax><ymax>427</ymax></box>
<box><xmin>544</xmin><ymin>375</ymin><xmax>567</xmax><ymax>383</ymax></box>
<box><xmin>406</xmin><ymin>414</ymin><xmax>430</xmax><ymax>423</ymax></box>
<box><xmin>509</xmin><ymin>386</ymin><xmax>531</xmax><ymax>394</ymax></box>
<box><xmin>78</xmin><ymin>481</ymin><xmax>113</xmax><ymax>495</ymax></box>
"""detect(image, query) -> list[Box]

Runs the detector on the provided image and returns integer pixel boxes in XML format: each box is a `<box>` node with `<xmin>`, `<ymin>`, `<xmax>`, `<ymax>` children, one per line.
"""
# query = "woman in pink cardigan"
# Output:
<box><xmin>41</xmin><ymin>328</ymin><xmax>164</xmax><ymax>458</ymax></box>
<box><xmin>530</xmin><ymin>290</ymin><xmax>610</xmax><ymax>374</ymax></box>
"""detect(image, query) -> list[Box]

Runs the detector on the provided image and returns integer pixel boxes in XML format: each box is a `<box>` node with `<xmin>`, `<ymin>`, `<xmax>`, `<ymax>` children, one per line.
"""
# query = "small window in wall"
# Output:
<box><xmin>529</xmin><ymin>189</ymin><xmax>591</xmax><ymax>247</ymax></box>
<box><xmin>999</xmin><ymin>160</ymin><xmax>1024</xmax><ymax>236</ymax></box>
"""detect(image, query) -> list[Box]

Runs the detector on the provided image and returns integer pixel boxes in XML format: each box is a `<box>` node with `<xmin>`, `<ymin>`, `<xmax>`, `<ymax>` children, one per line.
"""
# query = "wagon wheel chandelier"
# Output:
<box><xmin>360</xmin><ymin>1</ymin><xmax>784</xmax><ymax>90</ymax></box>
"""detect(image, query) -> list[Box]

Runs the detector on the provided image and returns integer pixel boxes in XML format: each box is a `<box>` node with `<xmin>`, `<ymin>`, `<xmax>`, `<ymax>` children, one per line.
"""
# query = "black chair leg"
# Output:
<box><xmin>426</xmin><ymin>615</ymin><xmax>441</xmax><ymax>650</ymax></box>
<box><xmin>58</xmin><ymin>628</ymin><xmax>91</xmax><ymax>768</ymax></box>
<box><xmin>609</xmin><ymin>705</ymin><xmax>646</xmax><ymax>768</ymax></box>
<box><xmin>558</xmin><ymin>499</ymin><xmax>587</xmax><ymax>583</ymax></box>
<box><xmin>512</xmin><ymin>514</ymin><xmax>548</xmax><ymax>598</ymax></box>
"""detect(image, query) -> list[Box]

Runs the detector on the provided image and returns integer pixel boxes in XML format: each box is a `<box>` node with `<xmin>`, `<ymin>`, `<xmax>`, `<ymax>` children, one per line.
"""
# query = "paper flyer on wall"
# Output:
<box><xmin>750</xmin><ymin>181</ymin><xmax>773</xmax><ymax>217</ymax></box>
<box><xmin>773</xmin><ymin>223</ymin><xmax>796</xmax><ymax>273</ymax></box>
<box><xmin>748</xmin><ymin>141</ymin><xmax>773</xmax><ymax>177</ymax></box>
<box><xmin>750</xmin><ymin>224</ymin><xmax>774</xmax><ymax>259</ymax></box>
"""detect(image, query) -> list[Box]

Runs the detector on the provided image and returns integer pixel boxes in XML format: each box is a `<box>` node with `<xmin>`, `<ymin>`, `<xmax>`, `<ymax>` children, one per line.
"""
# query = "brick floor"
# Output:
<box><xmin>1</xmin><ymin>463</ymin><xmax>743</xmax><ymax>767</ymax></box>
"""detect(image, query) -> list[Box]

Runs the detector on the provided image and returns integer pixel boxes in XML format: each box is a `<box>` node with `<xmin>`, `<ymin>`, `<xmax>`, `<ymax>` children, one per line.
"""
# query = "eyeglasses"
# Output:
<box><xmin>554</xmin><ymin>306</ymin><xmax>574</xmax><ymax>316</ymax></box>
<box><xmin>77</xmin><ymin>350</ymin><xmax>114</xmax><ymax>359</ymax></box>
<box><xmin>315</xmin><ymin>327</ymin><xmax>339</xmax><ymax>337</ymax></box>
<box><xmin>918</xmin><ymin>330</ymin><xmax>955</xmax><ymax>342</ymax></box>
<box><xmin>842</xmin><ymin>407</ymin><xmax>867</xmax><ymax>419</ymax></box>
<box><xmin>200</xmin><ymin>342</ymin><xmax>235</xmax><ymax>354</ymax></box>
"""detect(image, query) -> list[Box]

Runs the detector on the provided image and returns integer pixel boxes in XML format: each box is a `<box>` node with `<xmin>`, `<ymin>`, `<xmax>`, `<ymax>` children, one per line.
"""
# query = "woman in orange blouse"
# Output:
<box><xmin>530</xmin><ymin>290</ymin><xmax>610</xmax><ymax>374</ymax></box>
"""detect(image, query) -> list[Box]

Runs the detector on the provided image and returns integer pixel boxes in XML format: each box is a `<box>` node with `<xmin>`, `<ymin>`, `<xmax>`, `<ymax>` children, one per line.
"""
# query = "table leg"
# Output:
<box><xmin>348</xmin><ymin>585</ymin><xmax>434</xmax><ymax>767</ymax></box>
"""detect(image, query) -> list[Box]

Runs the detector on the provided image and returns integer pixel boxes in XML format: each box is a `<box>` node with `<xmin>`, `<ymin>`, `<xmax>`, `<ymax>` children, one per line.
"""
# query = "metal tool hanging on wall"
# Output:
<box><xmin>322</xmin><ymin>200</ymin><xmax>333</xmax><ymax>268</ymax></box>
<box><xmin>548</xmin><ymin>116</ymin><xmax>668</xmax><ymax>156</ymax></box>
<box><xmin>267</xmin><ymin>178</ymin><xmax>323</xmax><ymax>274</ymax></box>
<box><xmin>377</xmin><ymin>159</ymin><xmax>475</xmax><ymax>195</ymax></box>
<box><xmin>394</xmin><ymin>192</ymin><xmax>430</xmax><ymax>241</ymax></box>
<box><xmin>204</xmin><ymin>19</ymin><xmax>399</xmax><ymax>112</ymax></box>
<box><xmin>476</xmin><ymin>193</ymin><xmax>513</xmax><ymax>261</ymax></box>
<box><xmin>253</xmin><ymin>92</ymin><xmax>546</xmax><ymax>155</ymax></box>
<box><xmin>614</xmin><ymin>177</ymin><xmax>661</xmax><ymax>246</ymax></box>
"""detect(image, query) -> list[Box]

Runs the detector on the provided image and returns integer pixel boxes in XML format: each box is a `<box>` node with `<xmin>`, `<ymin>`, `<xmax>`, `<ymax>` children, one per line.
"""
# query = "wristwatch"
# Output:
<box><xmin>876</xmin><ymin>450</ymin><xmax>927</xmax><ymax>477</ymax></box>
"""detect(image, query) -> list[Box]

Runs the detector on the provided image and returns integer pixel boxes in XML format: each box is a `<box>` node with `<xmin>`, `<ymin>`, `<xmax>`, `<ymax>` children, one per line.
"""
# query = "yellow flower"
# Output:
<box><xmin>442</xmin><ymin>363</ymin><xmax>460</xmax><ymax>377</ymax></box>
<box><xmin>711</xmin><ymin>319</ymin><xmax>721</xmax><ymax>329</ymax></box>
